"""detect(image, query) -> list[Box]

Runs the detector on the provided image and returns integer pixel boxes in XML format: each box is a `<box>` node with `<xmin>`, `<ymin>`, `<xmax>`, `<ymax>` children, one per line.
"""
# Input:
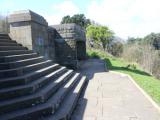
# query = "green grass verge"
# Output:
<box><xmin>87</xmin><ymin>49</ymin><xmax>160</xmax><ymax>105</ymax></box>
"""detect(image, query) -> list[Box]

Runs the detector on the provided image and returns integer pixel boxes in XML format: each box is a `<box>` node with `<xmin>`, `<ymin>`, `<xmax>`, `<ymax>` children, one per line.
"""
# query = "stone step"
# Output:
<box><xmin>0</xmin><ymin>33</ymin><xmax>8</xmax><ymax>36</ymax></box>
<box><xmin>0</xmin><ymin>56</ymin><xmax>45</xmax><ymax>70</ymax></box>
<box><xmin>0</xmin><ymin>70</ymin><xmax>73</xmax><ymax>114</ymax></box>
<box><xmin>0</xmin><ymin>36</ymin><xmax>10</xmax><ymax>39</ymax></box>
<box><xmin>0</xmin><ymin>34</ymin><xmax>87</xmax><ymax>120</ymax></box>
<box><xmin>0</xmin><ymin>39</ymin><xmax>16</xmax><ymax>43</ymax></box>
<box><xmin>41</xmin><ymin>76</ymin><xmax>86</xmax><ymax>120</ymax></box>
<box><xmin>0</xmin><ymin>38</ymin><xmax>10</xmax><ymax>41</ymax></box>
<box><xmin>0</xmin><ymin>34</ymin><xmax>9</xmax><ymax>37</ymax></box>
<box><xmin>0</xmin><ymin>46</ymin><xmax>27</xmax><ymax>51</ymax></box>
<box><xmin>0</xmin><ymin>60</ymin><xmax>53</xmax><ymax>78</ymax></box>
<box><xmin>0</xmin><ymin>63</ymin><xmax>60</xmax><ymax>88</ymax></box>
<box><xmin>0</xmin><ymin>42</ymin><xmax>21</xmax><ymax>46</ymax></box>
<box><xmin>0</xmin><ymin>53</ymin><xmax>39</xmax><ymax>63</ymax></box>
<box><xmin>0</xmin><ymin>73</ymin><xmax>80</xmax><ymax>120</ymax></box>
<box><xmin>0</xmin><ymin>50</ymin><xmax>34</xmax><ymax>56</ymax></box>
<box><xmin>0</xmin><ymin>66</ymin><xmax>67</xmax><ymax>100</ymax></box>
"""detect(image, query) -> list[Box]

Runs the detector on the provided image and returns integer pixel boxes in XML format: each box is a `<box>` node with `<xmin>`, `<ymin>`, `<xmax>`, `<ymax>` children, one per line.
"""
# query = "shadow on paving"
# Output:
<box><xmin>77</xmin><ymin>58</ymin><xmax>106</xmax><ymax>80</ymax></box>
<box><xmin>72</xmin><ymin>59</ymin><xmax>106</xmax><ymax>120</ymax></box>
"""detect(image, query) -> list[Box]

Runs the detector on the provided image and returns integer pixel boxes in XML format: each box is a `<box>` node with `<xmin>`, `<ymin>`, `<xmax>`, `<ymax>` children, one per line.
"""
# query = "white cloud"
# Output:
<box><xmin>45</xmin><ymin>15</ymin><xmax>62</xmax><ymax>25</ymax></box>
<box><xmin>86</xmin><ymin>0</ymin><xmax>160</xmax><ymax>39</ymax></box>
<box><xmin>45</xmin><ymin>1</ymin><xmax>79</xmax><ymax>25</ymax></box>
<box><xmin>44</xmin><ymin>0</ymin><xmax>160</xmax><ymax>39</ymax></box>
<box><xmin>53</xmin><ymin>1</ymin><xmax>79</xmax><ymax>16</ymax></box>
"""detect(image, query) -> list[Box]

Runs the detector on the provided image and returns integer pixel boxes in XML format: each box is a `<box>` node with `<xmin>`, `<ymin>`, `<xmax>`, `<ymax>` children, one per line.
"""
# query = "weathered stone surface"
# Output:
<box><xmin>0</xmin><ymin>34</ymin><xmax>87</xmax><ymax>120</ymax></box>
<box><xmin>51</xmin><ymin>23</ymin><xmax>86</xmax><ymax>68</ymax></box>
<box><xmin>52</xmin><ymin>23</ymin><xmax>86</xmax><ymax>41</ymax></box>
<box><xmin>8</xmin><ymin>10</ymin><xmax>86</xmax><ymax>68</ymax></box>
<box><xmin>8</xmin><ymin>10</ymin><xmax>50</xmax><ymax>58</ymax></box>
<box><xmin>47</xmin><ymin>27</ymin><xmax>56</xmax><ymax>61</ymax></box>
<box><xmin>8</xmin><ymin>10</ymin><xmax>48</xmax><ymax>26</ymax></box>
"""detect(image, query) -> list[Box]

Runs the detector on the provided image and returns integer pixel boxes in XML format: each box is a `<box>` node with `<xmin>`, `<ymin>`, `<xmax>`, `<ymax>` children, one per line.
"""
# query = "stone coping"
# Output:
<box><xmin>8</xmin><ymin>10</ymin><xmax>48</xmax><ymax>26</ymax></box>
<box><xmin>51</xmin><ymin>23</ymin><xmax>85</xmax><ymax>32</ymax></box>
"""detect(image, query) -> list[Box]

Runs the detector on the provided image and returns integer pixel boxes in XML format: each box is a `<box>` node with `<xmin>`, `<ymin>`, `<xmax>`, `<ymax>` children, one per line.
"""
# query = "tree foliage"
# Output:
<box><xmin>61</xmin><ymin>14</ymin><xmax>91</xmax><ymax>28</ymax></box>
<box><xmin>143</xmin><ymin>33</ymin><xmax>160</xmax><ymax>50</ymax></box>
<box><xmin>124</xmin><ymin>32</ymin><xmax>160</xmax><ymax>79</ymax></box>
<box><xmin>109</xmin><ymin>41</ymin><xmax>123</xmax><ymax>57</ymax></box>
<box><xmin>86</xmin><ymin>25</ymin><xmax>114</xmax><ymax>51</ymax></box>
<box><xmin>127</xmin><ymin>33</ymin><xmax>160</xmax><ymax>50</ymax></box>
<box><xmin>127</xmin><ymin>37</ymin><xmax>142</xmax><ymax>45</ymax></box>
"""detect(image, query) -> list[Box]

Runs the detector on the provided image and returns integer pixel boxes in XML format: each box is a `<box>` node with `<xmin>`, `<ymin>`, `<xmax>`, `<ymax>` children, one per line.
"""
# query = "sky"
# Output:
<box><xmin>0</xmin><ymin>0</ymin><xmax>160</xmax><ymax>40</ymax></box>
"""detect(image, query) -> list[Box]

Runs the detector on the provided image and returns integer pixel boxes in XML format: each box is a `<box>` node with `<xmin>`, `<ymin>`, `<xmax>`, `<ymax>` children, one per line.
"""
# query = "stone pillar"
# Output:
<box><xmin>8</xmin><ymin>10</ymin><xmax>49</xmax><ymax>58</ymax></box>
<box><xmin>51</xmin><ymin>23</ymin><xmax>86</xmax><ymax>69</ymax></box>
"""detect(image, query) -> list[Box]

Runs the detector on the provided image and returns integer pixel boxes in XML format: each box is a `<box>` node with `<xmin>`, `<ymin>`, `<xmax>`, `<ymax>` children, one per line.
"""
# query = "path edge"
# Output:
<box><xmin>109</xmin><ymin>70</ymin><xmax>160</xmax><ymax>113</ymax></box>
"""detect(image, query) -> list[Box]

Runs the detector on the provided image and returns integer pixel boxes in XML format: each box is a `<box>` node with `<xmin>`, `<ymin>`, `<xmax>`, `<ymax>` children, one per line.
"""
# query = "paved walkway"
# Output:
<box><xmin>72</xmin><ymin>59</ymin><xmax>160</xmax><ymax>120</ymax></box>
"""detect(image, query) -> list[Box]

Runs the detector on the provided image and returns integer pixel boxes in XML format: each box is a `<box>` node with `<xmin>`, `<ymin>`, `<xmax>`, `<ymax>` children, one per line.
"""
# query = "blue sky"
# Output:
<box><xmin>0</xmin><ymin>0</ymin><xmax>160</xmax><ymax>39</ymax></box>
<box><xmin>0</xmin><ymin>0</ymin><xmax>89</xmax><ymax>17</ymax></box>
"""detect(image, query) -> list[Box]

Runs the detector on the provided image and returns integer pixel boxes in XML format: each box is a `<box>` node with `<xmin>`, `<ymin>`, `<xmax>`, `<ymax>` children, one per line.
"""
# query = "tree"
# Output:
<box><xmin>109</xmin><ymin>41</ymin><xmax>123</xmax><ymax>57</ymax></box>
<box><xmin>143</xmin><ymin>33</ymin><xmax>160</xmax><ymax>50</ymax></box>
<box><xmin>123</xmin><ymin>33</ymin><xmax>160</xmax><ymax>79</ymax></box>
<box><xmin>61</xmin><ymin>15</ymin><xmax>72</xmax><ymax>23</ymax></box>
<box><xmin>127</xmin><ymin>37</ymin><xmax>142</xmax><ymax>45</ymax></box>
<box><xmin>61</xmin><ymin>14</ymin><xmax>91</xmax><ymax>28</ymax></box>
<box><xmin>86</xmin><ymin>25</ymin><xmax>114</xmax><ymax>51</ymax></box>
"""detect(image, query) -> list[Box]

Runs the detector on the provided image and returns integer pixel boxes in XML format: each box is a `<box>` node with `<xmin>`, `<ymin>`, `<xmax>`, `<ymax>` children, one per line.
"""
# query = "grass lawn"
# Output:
<box><xmin>87</xmin><ymin>49</ymin><xmax>160</xmax><ymax>106</ymax></box>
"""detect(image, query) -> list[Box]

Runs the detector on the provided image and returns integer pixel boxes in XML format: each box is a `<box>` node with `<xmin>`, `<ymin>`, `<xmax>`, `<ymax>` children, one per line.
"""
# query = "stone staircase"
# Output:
<box><xmin>0</xmin><ymin>33</ymin><xmax>87</xmax><ymax>120</ymax></box>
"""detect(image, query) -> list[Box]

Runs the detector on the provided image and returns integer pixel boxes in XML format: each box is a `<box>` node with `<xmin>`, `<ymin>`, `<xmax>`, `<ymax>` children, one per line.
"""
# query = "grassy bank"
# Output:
<box><xmin>87</xmin><ymin>49</ymin><xmax>160</xmax><ymax>105</ymax></box>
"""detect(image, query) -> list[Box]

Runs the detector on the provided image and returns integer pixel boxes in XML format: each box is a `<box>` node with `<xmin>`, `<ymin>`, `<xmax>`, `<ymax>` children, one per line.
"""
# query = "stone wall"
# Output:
<box><xmin>52</xmin><ymin>24</ymin><xmax>86</xmax><ymax>68</ymax></box>
<box><xmin>8</xmin><ymin>10</ymin><xmax>49</xmax><ymax>58</ymax></box>
<box><xmin>47</xmin><ymin>27</ymin><xmax>56</xmax><ymax>62</ymax></box>
<box><xmin>8</xmin><ymin>10</ymin><xmax>86</xmax><ymax>69</ymax></box>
